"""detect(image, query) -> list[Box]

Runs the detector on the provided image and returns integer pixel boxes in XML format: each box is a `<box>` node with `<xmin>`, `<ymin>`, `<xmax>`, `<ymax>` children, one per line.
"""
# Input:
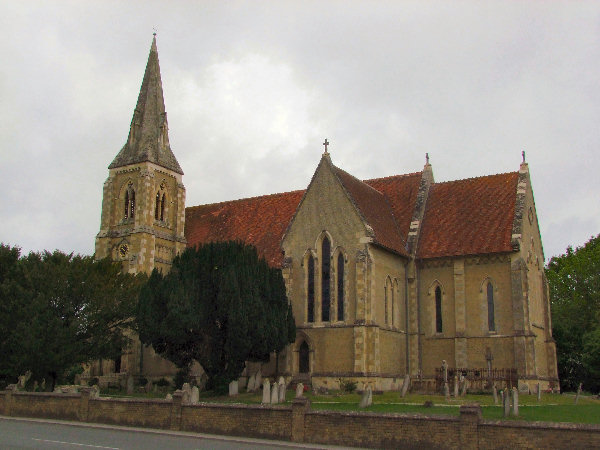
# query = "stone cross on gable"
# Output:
<box><xmin>323</xmin><ymin>138</ymin><xmax>329</xmax><ymax>154</ymax></box>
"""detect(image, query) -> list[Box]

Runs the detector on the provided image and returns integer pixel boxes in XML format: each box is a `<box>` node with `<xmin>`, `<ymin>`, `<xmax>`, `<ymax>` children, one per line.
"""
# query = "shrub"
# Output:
<box><xmin>339</xmin><ymin>378</ymin><xmax>357</xmax><ymax>393</ymax></box>
<box><xmin>155</xmin><ymin>377</ymin><xmax>170</xmax><ymax>387</ymax></box>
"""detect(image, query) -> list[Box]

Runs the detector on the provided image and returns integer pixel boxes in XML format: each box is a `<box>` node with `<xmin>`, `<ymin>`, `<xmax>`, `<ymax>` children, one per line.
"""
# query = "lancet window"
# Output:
<box><xmin>487</xmin><ymin>281</ymin><xmax>496</xmax><ymax>332</ymax></box>
<box><xmin>321</xmin><ymin>236</ymin><xmax>331</xmax><ymax>322</ymax></box>
<box><xmin>124</xmin><ymin>185</ymin><xmax>135</xmax><ymax>220</ymax></box>
<box><xmin>337</xmin><ymin>252</ymin><xmax>344</xmax><ymax>321</ymax></box>
<box><xmin>435</xmin><ymin>286</ymin><xmax>443</xmax><ymax>333</ymax></box>
<box><xmin>307</xmin><ymin>254</ymin><xmax>315</xmax><ymax>323</ymax></box>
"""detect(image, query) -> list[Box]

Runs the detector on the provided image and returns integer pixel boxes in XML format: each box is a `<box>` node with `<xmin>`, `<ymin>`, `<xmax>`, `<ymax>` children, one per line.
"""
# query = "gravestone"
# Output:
<box><xmin>359</xmin><ymin>386</ymin><xmax>372</xmax><ymax>408</ymax></box>
<box><xmin>228</xmin><ymin>380</ymin><xmax>239</xmax><ymax>396</ymax></box>
<box><xmin>270</xmin><ymin>383</ymin><xmax>279</xmax><ymax>404</ymax></box>
<box><xmin>262</xmin><ymin>380</ymin><xmax>271</xmax><ymax>404</ymax></box>
<box><xmin>460</xmin><ymin>378</ymin><xmax>467</xmax><ymax>397</ymax></box>
<box><xmin>255</xmin><ymin>371</ymin><xmax>262</xmax><ymax>390</ymax></box>
<box><xmin>444</xmin><ymin>382</ymin><xmax>450</xmax><ymax>400</ymax></box>
<box><xmin>575</xmin><ymin>383</ymin><xmax>582</xmax><ymax>405</ymax></box>
<box><xmin>247</xmin><ymin>374</ymin><xmax>256</xmax><ymax>392</ymax></box>
<box><xmin>166</xmin><ymin>393</ymin><xmax>173</xmax><ymax>400</ymax></box>
<box><xmin>401</xmin><ymin>375</ymin><xmax>410</xmax><ymax>397</ymax></box>
<box><xmin>191</xmin><ymin>386</ymin><xmax>199</xmax><ymax>404</ymax></box>
<box><xmin>537</xmin><ymin>382</ymin><xmax>541</xmax><ymax>401</ymax></box>
<box><xmin>278</xmin><ymin>376</ymin><xmax>285</xmax><ymax>386</ymax></box>
<box><xmin>145</xmin><ymin>380</ymin><xmax>153</xmax><ymax>393</ymax></box>
<box><xmin>278</xmin><ymin>380</ymin><xmax>286</xmax><ymax>402</ymax></box>
<box><xmin>442</xmin><ymin>360</ymin><xmax>448</xmax><ymax>383</ymax></box>
<box><xmin>512</xmin><ymin>387</ymin><xmax>519</xmax><ymax>416</ymax></box>
<box><xmin>295</xmin><ymin>383</ymin><xmax>304</xmax><ymax>398</ymax></box>
<box><xmin>126</xmin><ymin>376</ymin><xmax>134</xmax><ymax>395</ymax></box>
<box><xmin>91</xmin><ymin>385</ymin><xmax>100</xmax><ymax>398</ymax></box>
<box><xmin>503</xmin><ymin>390</ymin><xmax>510</xmax><ymax>417</ymax></box>
<box><xmin>182</xmin><ymin>382</ymin><xmax>191</xmax><ymax>395</ymax></box>
<box><xmin>492</xmin><ymin>385</ymin><xmax>498</xmax><ymax>404</ymax></box>
<box><xmin>453</xmin><ymin>375</ymin><xmax>459</xmax><ymax>397</ymax></box>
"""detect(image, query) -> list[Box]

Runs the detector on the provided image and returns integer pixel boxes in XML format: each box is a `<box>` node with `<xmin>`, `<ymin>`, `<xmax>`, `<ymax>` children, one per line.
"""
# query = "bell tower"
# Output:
<box><xmin>95</xmin><ymin>35</ymin><xmax>186</xmax><ymax>274</ymax></box>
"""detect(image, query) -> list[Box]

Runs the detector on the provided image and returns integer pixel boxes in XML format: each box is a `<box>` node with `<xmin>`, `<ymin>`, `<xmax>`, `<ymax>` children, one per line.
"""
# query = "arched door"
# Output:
<box><xmin>299</xmin><ymin>341</ymin><xmax>310</xmax><ymax>373</ymax></box>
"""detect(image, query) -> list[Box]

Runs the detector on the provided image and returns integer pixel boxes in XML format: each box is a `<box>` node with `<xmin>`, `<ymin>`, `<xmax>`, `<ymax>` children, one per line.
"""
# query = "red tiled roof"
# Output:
<box><xmin>333</xmin><ymin>167</ymin><xmax>410</xmax><ymax>256</ymax></box>
<box><xmin>365</xmin><ymin>172</ymin><xmax>422</xmax><ymax>244</ymax></box>
<box><xmin>417</xmin><ymin>172</ymin><xmax>519</xmax><ymax>259</ymax></box>
<box><xmin>185</xmin><ymin>190</ymin><xmax>304</xmax><ymax>267</ymax></box>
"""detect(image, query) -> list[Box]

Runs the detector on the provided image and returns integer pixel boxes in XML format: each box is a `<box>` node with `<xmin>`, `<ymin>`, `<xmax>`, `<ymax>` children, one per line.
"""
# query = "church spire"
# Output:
<box><xmin>109</xmin><ymin>35</ymin><xmax>183</xmax><ymax>174</ymax></box>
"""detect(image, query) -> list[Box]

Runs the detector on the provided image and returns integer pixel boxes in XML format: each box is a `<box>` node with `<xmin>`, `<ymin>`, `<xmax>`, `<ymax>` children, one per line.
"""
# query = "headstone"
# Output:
<box><xmin>271</xmin><ymin>383</ymin><xmax>279</xmax><ymax>404</ymax></box>
<box><xmin>255</xmin><ymin>371</ymin><xmax>262</xmax><ymax>390</ymax></box>
<box><xmin>503</xmin><ymin>390</ymin><xmax>510</xmax><ymax>417</ymax></box>
<box><xmin>247</xmin><ymin>374</ymin><xmax>256</xmax><ymax>392</ymax></box>
<box><xmin>453</xmin><ymin>375</ymin><xmax>459</xmax><ymax>397</ymax></box>
<box><xmin>278</xmin><ymin>380</ymin><xmax>286</xmax><ymax>402</ymax></box>
<box><xmin>190</xmin><ymin>386</ymin><xmax>199</xmax><ymax>404</ymax></box>
<box><xmin>492</xmin><ymin>385</ymin><xmax>498</xmax><ymax>405</ymax></box>
<box><xmin>145</xmin><ymin>380</ymin><xmax>153</xmax><ymax>393</ymax></box>
<box><xmin>444</xmin><ymin>382</ymin><xmax>450</xmax><ymax>400</ymax></box>
<box><xmin>537</xmin><ymin>382</ymin><xmax>541</xmax><ymax>401</ymax></box>
<box><xmin>460</xmin><ymin>378</ymin><xmax>468</xmax><ymax>397</ymax></box>
<box><xmin>358</xmin><ymin>386</ymin><xmax>373</xmax><ymax>408</ymax></box>
<box><xmin>262</xmin><ymin>380</ymin><xmax>271</xmax><ymax>404</ymax></box>
<box><xmin>91</xmin><ymin>385</ymin><xmax>100</xmax><ymax>398</ymax></box>
<box><xmin>126</xmin><ymin>376</ymin><xmax>134</xmax><ymax>395</ymax></box>
<box><xmin>295</xmin><ymin>383</ymin><xmax>304</xmax><ymax>398</ymax></box>
<box><xmin>575</xmin><ymin>383</ymin><xmax>582</xmax><ymax>405</ymax></box>
<box><xmin>182</xmin><ymin>382</ymin><xmax>192</xmax><ymax>396</ymax></box>
<box><xmin>165</xmin><ymin>393</ymin><xmax>172</xmax><ymax>400</ymax></box>
<box><xmin>401</xmin><ymin>374</ymin><xmax>410</xmax><ymax>397</ymax></box>
<box><xmin>512</xmin><ymin>387</ymin><xmax>519</xmax><ymax>416</ymax></box>
<box><xmin>228</xmin><ymin>380</ymin><xmax>239</xmax><ymax>396</ymax></box>
<box><xmin>442</xmin><ymin>360</ymin><xmax>448</xmax><ymax>383</ymax></box>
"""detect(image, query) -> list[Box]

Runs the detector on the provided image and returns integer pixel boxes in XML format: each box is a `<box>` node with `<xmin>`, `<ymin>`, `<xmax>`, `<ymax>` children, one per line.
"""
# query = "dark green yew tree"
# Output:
<box><xmin>0</xmin><ymin>244</ymin><xmax>144</xmax><ymax>390</ymax></box>
<box><xmin>136</xmin><ymin>242</ymin><xmax>296</xmax><ymax>392</ymax></box>
<box><xmin>547</xmin><ymin>234</ymin><xmax>600</xmax><ymax>392</ymax></box>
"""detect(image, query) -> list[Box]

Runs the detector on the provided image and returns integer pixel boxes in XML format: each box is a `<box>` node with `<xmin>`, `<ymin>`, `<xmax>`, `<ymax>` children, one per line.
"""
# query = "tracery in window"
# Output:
<box><xmin>321</xmin><ymin>236</ymin><xmax>331</xmax><ymax>322</ymax></box>
<box><xmin>337</xmin><ymin>252</ymin><xmax>344</xmax><ymax>321</ymax></box>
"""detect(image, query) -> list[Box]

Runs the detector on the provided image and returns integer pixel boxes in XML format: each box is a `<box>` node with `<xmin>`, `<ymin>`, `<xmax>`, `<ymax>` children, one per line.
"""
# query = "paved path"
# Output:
<box><xmin>0</xmin><ymin>416</ymin><xmax>348</xmax><ymax>450</ymax></box>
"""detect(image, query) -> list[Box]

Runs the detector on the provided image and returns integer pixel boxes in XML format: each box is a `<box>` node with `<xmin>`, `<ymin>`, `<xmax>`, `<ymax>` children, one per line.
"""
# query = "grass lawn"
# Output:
<box><xmin>100</xmin><ymin>387</ymin><xmax>600</xmax><ymax>425</ymax></box>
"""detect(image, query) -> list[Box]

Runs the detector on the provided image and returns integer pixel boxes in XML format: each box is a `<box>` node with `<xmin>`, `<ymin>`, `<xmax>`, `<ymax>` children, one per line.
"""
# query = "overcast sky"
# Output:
<box><xmin>1</xmin><ymin>1</ymin><xmax>598</xmax><ymax>261</ymax></box>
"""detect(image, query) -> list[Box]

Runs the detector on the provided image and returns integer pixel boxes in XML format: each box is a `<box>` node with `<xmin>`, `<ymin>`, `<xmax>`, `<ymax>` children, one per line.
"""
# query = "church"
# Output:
<box><xmin>94</xmin><ymin>37</ymin><xmax>559</xmax><ymax>392</ymax></box>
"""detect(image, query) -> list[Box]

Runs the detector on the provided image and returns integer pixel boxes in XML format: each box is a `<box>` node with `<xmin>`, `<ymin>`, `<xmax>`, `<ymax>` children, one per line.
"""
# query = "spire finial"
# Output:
<box><xmin>426</xmin><ymin>152</ymin><xmax>430</xmax><ymax>165</ymax></box>
<box><xmin>522</xmin><ymin>150</ymin><xmax>526</xmax><ymax>163</ymax></box>
<box><xmin>323</xmin><ymin>138</ymin><xmax>330</xmax><ymax>154</ymax></box>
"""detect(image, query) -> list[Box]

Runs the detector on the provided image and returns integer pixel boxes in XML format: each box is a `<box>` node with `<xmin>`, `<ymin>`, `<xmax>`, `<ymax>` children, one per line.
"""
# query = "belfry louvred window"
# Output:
<box><xmin>321</xmin><ymin>236</ymin><xmax>331</xmax><ymax>322</ymax></box>
<box><xmin>155</xmin><ymin>192</ymin><xmax>160</xmax><ymax>220</ymax></box>
<box><xmin>124</xmin><ymin>186</ymin><xmax>135</xmax><ymax>220</ymax></box>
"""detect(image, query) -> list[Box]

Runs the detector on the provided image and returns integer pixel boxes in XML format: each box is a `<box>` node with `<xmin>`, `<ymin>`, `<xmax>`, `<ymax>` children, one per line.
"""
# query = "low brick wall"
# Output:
<box><xmin>1</xmin><ymin>388</ymin><xmax>599</xmax><ymax>449</ymax></box>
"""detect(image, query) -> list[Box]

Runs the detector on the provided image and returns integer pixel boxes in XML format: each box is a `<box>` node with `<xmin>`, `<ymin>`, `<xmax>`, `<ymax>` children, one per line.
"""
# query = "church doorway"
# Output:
<box><xmin>299</xmin><ymin>341</ymin><xmax>310</xmax><ymax>373</ymax></box>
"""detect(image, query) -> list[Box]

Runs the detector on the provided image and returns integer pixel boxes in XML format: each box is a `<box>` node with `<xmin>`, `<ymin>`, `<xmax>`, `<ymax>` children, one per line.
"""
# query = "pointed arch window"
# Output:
<box><xmin>487</xmin><ymin>282</ymin><xmax>496</xmax><ymax>332</ymax></box>
<box><xmin>161</xmin><ymin>193</ymin><xmax>166</xmax><ymax>221</ymax></box>
<box><xmin>391</xmin><ymin>279</ymin><xmax>395</xmax><ymax>327</ymax></box>
<box><xmin>155</xmin><ymin>192</ymin><xmax>160</xmax><ymax>220</ymax></box>
<box><xmin>321</xmin><ymin>236</ymin><xmax>331</xmax><ymax>322</ymax></box>
<box><xmin>307</xmin><ymin>255</ymin><xmax>315</xmax><ymax>323</ymax></box>
<box><xmin>124</xmin><ymin>185</ymin><xmax>135</xmax><ymax>220</ymax></box>
<box><xmin>435</xmin><ymin>286</ymin><xmax>443</xmax><ymax>333</ymax></box>
<box><xmin>337</xmin><ymin>252</ymin><xmax>344</xmax><ymax>321</ymax></box>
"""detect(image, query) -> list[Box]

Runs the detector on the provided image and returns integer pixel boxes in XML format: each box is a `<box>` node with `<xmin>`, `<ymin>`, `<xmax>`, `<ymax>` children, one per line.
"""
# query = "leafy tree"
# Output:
<box><xmin>136</xmin><ymin>241</ymin><xmax>296</xmax><ymax>392</ymax></box>
<box><xmin>546</xmin><ymin>234</ymin><xmax>600</xmax><ymax>392</ymax></box>
<box><xmin>0</xmin><ymin>245</ymin><xmax>145</xmax><ymax>390</ymax></box>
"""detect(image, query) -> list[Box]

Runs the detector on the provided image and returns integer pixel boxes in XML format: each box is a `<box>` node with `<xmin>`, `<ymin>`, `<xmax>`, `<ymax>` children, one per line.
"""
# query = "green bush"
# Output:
<box><xmin>339</xmin><ymin>378</ymin><xmax>357</xmax><ymax>393</ymax></box>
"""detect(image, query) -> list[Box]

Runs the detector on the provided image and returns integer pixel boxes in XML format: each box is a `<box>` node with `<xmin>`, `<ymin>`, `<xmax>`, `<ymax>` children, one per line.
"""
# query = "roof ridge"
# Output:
<box><xmin>186</xmin><ymin>188</ymin><xmax>305</xmax><ymax>210</ymax></box>
<box><xmin>365</xmin><ymin>171</ymin><xmax>423</xmax><ymax>182</ymax></box>
<box><xmin>433</xmin><ymin>171</ymin><xmax>518</xmax><ymax>185</ymax></box>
